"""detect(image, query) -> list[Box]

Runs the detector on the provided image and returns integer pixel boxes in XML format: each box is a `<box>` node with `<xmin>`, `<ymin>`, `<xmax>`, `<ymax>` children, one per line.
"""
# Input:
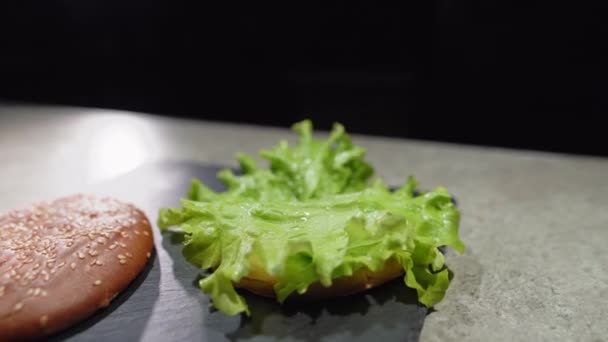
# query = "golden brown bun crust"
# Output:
<box><xmin>0</xmin><ymin>195</ymin><xmax>154</xmax><ymax>341</ymax></box>
<box><xmin>236</xmin><ymin>259</ymin><xmax>404</xmax><ymax>300</ymax></box>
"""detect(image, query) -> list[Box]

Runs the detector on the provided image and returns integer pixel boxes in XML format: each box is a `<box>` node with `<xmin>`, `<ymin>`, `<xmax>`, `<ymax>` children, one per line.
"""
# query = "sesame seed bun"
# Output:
<box><xmin>235</xmin><ymin>258</ymin><xmax>404</xmax><ymax>300</ymax></box>
<box><xmin>0</xmin><ymin>195</ymin><xmax>154</xmax><ymax>341</ymax></box>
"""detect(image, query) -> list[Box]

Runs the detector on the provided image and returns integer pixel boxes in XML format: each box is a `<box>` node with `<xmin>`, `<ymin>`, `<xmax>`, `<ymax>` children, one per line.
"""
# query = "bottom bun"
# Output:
<box><xmin>235</xmin><ymin>259</ymin><xmax>404</xmax><ymax>300</ymax></box>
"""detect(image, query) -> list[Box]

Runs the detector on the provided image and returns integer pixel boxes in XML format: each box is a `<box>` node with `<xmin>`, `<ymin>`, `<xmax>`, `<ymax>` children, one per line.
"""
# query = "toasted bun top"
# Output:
<box><xmin>0</xmin><ymin>195</ymin><xmax>154</xmax><ymax>341</ymax></box>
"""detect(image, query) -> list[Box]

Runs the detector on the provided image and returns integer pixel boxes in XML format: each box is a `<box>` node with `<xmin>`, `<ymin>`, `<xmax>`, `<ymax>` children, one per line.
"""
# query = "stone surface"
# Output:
<box><xmin>1</xmin><ymin>104</ymin><xmax>607</xmax><ymax>341</ymax></box>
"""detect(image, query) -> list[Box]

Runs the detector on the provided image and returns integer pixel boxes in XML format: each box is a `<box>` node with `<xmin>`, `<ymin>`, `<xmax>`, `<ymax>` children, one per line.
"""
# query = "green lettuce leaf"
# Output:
<box><xmin>158</xmin><ymin>120</ymin><xmax>464</xmax><ymax>316</ymax></box>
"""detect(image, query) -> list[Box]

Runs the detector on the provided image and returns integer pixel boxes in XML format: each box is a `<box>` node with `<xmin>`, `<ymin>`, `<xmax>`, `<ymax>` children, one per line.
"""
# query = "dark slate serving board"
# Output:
<box><xmin>48</xmin><ymin>161</ymin><xmax>430</xmax><ymax>342</ymax></box>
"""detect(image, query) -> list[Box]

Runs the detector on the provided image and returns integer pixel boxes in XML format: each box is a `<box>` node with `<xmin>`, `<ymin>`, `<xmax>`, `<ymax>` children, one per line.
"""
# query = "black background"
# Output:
<box><xmin>1</xmin><ymin>1</ymin><xmax>606</xmax><ymax>156</ymax></box>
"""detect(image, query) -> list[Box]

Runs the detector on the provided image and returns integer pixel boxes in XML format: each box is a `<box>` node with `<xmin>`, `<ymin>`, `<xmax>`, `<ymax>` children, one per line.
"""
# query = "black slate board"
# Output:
<box><xmin>48</xmin><ymin>161</ymin><xmax>430</xmax><ymax>342</ymax></box>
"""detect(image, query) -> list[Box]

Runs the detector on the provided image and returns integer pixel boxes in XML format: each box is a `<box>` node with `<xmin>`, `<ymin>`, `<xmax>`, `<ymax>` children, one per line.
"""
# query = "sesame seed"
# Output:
<box><xmin>93</xmin><ymin>280</ymin><xmax>102</xmax><ymax>286</ymax></box>
<box><xmin>119</xmin><ymin>242</ymin><xmax>126</xmax><ymax>248</ymax></box>
<box><xmin>77</xmin><ymin>252</ymin><xmax>85</xmax><ymax>259</ymax></box>
<box><xmin>95</xmin><ymin>260</ymin><xmax>103</xmax><ymax>266</ymax></box>
<box><xmin>119</xmin><ymin>259</ymin><xmax>127</xmax><ymax>265</ymax></box>
<box><xmin>40</xmin><ymin>315</ymin><xmax>49</xmax><ymax>327</ymax></box>
<box><xmin>125</xmin><ymin>252</ymin><xmax>133</xmax><ymax>258</ymax></box>
<box><xmin>14</xmin><ymin>302</ymin><xmax>23</xmax><ymax>311</ymax></box>
<box><xmin>134</xmin><ymin>230</ymin><xmax>140</xmax><ymax>235</ymax></box>
<box><xmin>34</xmin><ymin>288</ymin><xmax>41</xmax><ymax>296</ymax></box>
<box><xmin>0</xmin><ymin>285</ymin><xmax>5</xmax><ymax>296</ymax></box>
<box><xmin>41</xmin><ymin>290</ymin><xmax>48</xmax><ymax>296</ymax></box>
<box><xmin>27</xmin><ymin>288</ymin><xmax>34</xmax><ymax>295</ymax></box>
<box><xmin>108</xmin><ymin>244</ymin><xmax>117</xmax><ymax>250</ymax></box>
<box><xmin>88</xmin><ymin>250</ymin><xmax>98</xmax><ymax>256</ymax></box>
<box><xmin>120</xmin><ymin>231</ymin><xmax>129</xmax><ymax>238</ymax></box>
<box><xmin>70</xmin><ymin>262</ymin><xmax>76</xmax><ymax>270</ymax></box>
<box><xmin>146</xmin><ymin>252</ymin><xmax>151</xmax><ymax>258</ymax></box>
<box><xmin>143</xmin><ymin>231</ymin><xmax>149</xmax><ymax>236</ymax></box>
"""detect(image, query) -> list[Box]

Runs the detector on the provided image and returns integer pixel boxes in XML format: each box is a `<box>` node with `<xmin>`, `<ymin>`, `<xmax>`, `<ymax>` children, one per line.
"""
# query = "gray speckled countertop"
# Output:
<box><xmin>1</xmin><ymin>104</ymin><xmax>607</xmax><ymax>342</ymax></box>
